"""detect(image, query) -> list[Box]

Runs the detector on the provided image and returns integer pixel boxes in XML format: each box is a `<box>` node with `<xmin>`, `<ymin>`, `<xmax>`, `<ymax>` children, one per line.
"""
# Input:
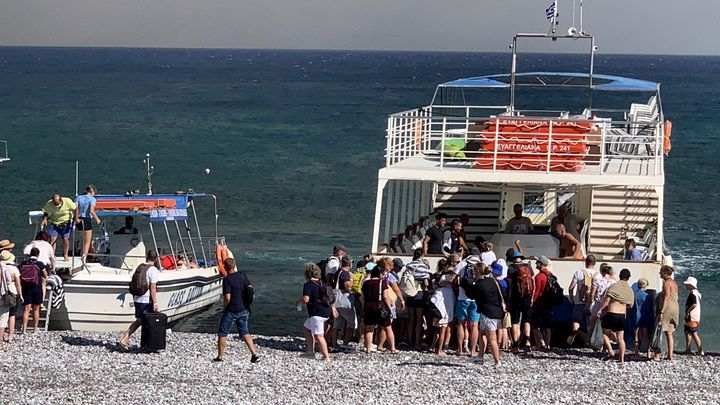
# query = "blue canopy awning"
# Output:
<box><xmin>439</xmin><ymin>72</ymin><xmax>659</xmax><ymax>92</ymax></box>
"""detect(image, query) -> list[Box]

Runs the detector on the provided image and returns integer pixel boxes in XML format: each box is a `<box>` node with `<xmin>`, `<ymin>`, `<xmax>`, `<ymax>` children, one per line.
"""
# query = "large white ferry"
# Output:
<box><xmin>370</xmin><ymin>24</ymin><xmax>671</xmax><ymax>292</ymax></box>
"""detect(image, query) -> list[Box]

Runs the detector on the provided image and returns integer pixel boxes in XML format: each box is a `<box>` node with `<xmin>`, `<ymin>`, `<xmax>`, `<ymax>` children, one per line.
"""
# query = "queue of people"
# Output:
<box><xmin>297</xmin><ymin>242</ymin><xmax>704</xmax><ymax>366</ymax></box>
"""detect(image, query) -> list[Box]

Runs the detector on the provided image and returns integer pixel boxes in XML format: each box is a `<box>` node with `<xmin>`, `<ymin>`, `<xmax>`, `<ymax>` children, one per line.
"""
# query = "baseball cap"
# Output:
<box><xmin>536</xmin><ymin>255</ymin><xmax>550</xmax><ymax>266</ymax></box>
<box><xmin>392</xmin><ymin>258</ymin><xmax>404</xmax><ymax>270</ymax></box>
<box><xmin>684</xmin><ymin>277</ymin><xmax>698</xmax><ymax>288</ymax></box>
<box><xmin>510</xmin><ymin>251</ymin><xmax>525</xmax><ymax>260</ymax></box>
<box><xmin>333</xmin><ymin>244</ymin><xmax>347</xmax><ymax>254</ymax></box>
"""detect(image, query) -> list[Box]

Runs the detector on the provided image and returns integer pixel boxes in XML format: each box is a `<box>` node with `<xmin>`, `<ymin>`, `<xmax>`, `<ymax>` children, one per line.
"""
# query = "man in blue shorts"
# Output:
<box><xmin>214</xmin><ymin>257</ymin><xmax>260</xmax><ymax>363</ymax></box>
<box><xmin>454</xmin><ymin>249</ymin><xmax>482</xmax><ymax>357</ymax></box>
<box><xmin>40</xmin><ymin>194</ymin><xmax>76</xmax><ymax>261</ymax></box>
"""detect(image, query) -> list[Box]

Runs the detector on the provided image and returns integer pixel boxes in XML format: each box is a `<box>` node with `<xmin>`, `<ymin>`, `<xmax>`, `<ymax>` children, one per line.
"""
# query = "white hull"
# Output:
<box><xmin>50</xmin><ymin>262</ymin><xmax>222</xmax><ymax>332</ymax></box>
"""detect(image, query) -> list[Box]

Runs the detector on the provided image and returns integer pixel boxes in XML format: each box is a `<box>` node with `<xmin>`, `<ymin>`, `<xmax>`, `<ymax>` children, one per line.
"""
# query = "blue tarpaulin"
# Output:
<box><xmin>439</xmin><ymin>72</ymin><xmax>658</xmax><ymax>92</ymax></box>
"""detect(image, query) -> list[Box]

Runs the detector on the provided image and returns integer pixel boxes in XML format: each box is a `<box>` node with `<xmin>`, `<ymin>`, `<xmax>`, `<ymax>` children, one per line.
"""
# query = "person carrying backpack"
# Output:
<box><xmin>567</xmin><ymin>255</ymin><xmax>597</xmax><ymax>346</ymax></box>
<box><xmin>530</xmin><ymin>256</ymin><xmax>559</xmax><ymax>350</ymax></box>
<box><xmin>298</xmin><ymin>262</ymin><xmax>332</xmax><ymax>360</ymax></box>
<box><xmin>214</xmin><ymin>257</ymin><xmax>260</xmax><ymax>363</ymax></box>
<box><xmin>453</xmin><ymin>248</ymin><xmax>482</xmax><ymax>357</ymax></box>
<box><xmin>118</xmin><ymin>250</ymin><xmax>159</xmax><ymax>351</ymax></box>
<box><xmin>20</xmin><ymin>248</ymin><xmax>48</xmax><ymax>333</ymax></box>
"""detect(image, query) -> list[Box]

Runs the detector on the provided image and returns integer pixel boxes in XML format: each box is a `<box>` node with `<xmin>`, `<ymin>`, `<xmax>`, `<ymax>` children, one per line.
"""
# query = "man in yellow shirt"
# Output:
<box><xmin>40</xmin><ymin>194</ymin><xmax>76</xmax><ymax>261</ymax></box>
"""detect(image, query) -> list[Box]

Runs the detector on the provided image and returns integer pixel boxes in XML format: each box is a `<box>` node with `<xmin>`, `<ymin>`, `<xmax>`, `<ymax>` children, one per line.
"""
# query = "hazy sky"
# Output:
<box><xmin>1</xmin><ymin>0</ymin><xmax>718</xmax><ymax>55</ymax></box>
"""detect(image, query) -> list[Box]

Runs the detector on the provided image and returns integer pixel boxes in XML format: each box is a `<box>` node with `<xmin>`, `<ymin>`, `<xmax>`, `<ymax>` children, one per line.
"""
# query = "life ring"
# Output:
<box><xmin>663</xmin><ymin>120</ymin><xmax>672</xmax><ymax>155</ymax></box>
<box><xmin>215</xmin><ymin>244</ymin><xmax>228</xmax><ymax>276</ymax></box>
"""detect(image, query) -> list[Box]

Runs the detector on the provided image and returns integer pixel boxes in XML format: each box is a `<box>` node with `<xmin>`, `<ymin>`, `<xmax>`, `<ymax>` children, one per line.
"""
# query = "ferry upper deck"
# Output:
<box><xmin>380</xmin><ymin>72</ymin><xmax>668</xmax><ymax>188</ymax></box>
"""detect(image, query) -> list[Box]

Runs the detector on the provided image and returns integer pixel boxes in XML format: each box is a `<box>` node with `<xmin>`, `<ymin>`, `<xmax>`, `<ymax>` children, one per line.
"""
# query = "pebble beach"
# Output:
<box><xmin>3</xmin><ymin>331</ymin><xmax>719</xmax><ymax>404</ymax></box>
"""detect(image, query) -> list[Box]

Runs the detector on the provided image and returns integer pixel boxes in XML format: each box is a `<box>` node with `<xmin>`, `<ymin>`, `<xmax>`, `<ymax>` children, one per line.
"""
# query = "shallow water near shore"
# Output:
<box><xmin>0</xmin><ymin>48</ymin><xmax>718</xmax><ymax>348</ymax></box>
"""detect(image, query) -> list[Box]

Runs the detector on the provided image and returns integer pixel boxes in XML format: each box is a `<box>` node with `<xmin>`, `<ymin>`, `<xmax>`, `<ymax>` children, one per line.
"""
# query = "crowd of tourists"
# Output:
<box><xmin>298</xmin><ymin>235</ymin><xmax>703</xmax><ymax>366</ymax></box>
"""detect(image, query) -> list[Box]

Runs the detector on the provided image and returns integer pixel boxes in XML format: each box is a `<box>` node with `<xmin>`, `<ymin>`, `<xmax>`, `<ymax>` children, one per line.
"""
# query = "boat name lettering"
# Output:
<box><xmin>150</xmin><ymin>208</ymin><xmax>188</xmax><ymax>222</ymax></box>
<box><xmin>167</xmin><ymin>285</ymin><xmax>205</xmax><ymax>308</ymax></box>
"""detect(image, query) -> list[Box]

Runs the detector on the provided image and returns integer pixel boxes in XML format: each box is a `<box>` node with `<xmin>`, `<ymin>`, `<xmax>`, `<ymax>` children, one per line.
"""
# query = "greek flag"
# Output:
<box><xmin>546</xmin><ymin>1</ymin><xmax>557</xmax><ymax>21</ymax></box>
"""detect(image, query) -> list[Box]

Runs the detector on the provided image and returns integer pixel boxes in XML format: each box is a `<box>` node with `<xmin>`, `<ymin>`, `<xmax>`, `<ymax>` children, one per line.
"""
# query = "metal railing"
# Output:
<box><xmin>385</xmin><ymin>106</ymin><xmax>664</xmax><ymax>177</ymax></box>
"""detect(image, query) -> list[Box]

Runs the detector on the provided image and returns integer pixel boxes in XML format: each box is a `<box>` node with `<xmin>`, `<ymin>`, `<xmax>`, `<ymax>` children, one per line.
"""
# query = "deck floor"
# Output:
<box><xmin>386</xmin><ymin>153</ymin><xmax>661</xmax><ymax>179</ymax></box>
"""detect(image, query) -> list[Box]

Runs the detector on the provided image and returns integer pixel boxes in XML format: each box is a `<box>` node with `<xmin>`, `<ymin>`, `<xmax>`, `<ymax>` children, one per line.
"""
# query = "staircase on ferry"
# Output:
<box><xmin>588</xmin><ymin>186</ymin><xmax>659</xmax><ymax>260</ymax></box>
<box><xmin>433</xmin><ymin>186</ymin><xmax>502</xmax><ymax>242</ymax></box>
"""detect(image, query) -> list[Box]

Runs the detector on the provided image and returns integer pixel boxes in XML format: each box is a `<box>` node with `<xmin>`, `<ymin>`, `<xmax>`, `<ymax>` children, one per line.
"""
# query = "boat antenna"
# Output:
<box><xmin>143</xmin><ymin>153</ymin><xmax>154</xmax><ymax>195</ymax></box>
<box><xmin>75</xmin><ymin>161</ymin><xmax>79</xmax><ymax>198</ymax></box>
<box><xmin>579</xmin><ymin>0</ymin><xmax>585</xmax><ymax>35</ymax></box>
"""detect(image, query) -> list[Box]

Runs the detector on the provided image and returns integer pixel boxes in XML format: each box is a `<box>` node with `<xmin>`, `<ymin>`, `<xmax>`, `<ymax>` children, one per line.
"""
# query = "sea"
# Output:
<box><xmin>0</xmin><ymin>47</ymin><xmax>718</xmax><ymax>349</ymax></box>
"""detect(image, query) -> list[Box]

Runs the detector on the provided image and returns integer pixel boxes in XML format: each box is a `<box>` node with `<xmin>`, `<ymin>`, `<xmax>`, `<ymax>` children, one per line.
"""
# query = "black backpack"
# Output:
<box><xmin>319</xmin><ymin>281</ymin><xmax>336</xmax><ymax>307</ymax></box>
<box><xmin>129</xmin><ymin>263</ymin><xmax>152</xmax><ymax>296</ymax></box>
<box><xmin>240</xmin><ymin>272</ymin><xmax>255</xmax><ymax>312</ymax></box>
<box><xmin>542</xmin><ymin>273</ymin><xmax>565</xmax><ymax>306</ymax></box>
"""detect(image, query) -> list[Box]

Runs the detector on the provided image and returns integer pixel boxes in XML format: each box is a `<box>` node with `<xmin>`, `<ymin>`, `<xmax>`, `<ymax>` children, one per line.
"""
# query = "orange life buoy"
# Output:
<box><xmin>663</xmin><ymin>120</ymin><xmax>672</xmax><ymax>155</ymax></box>
<box><xmin>215</xmin><ymin>244</ymin><xmax>228</xmax><ymax>276</ymax></box>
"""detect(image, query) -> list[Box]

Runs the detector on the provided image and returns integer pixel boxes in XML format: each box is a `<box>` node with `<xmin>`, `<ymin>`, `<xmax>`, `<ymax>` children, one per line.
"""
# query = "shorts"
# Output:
<box><xmin>478</xmin><ymin>313</ymin><xmax>502</xmax><ymax>332</ymax></box>
<box><xmin>76</xmin><ymin>218</ymin><xmax>93</xmax><ymax>231</ymax></box>
<box><xmin>530</xmin><ymin>306</ymin><xmax>552</xmax><ymax>329</ymax></box>
<box><xmin>364</xmin><ymin>308</ymin><xmax>392</xmax><ymax>328</ymax></box>
<box><xmin>572</xmin><ymin>304</ymin><xmax>589</xmax><ymax>323</ymax></box>
<box><xmin>134</xmin><ymin>302</ymin><xmax>153</xmax><ymax>319</ymax></box>
<box><xmin>455</xmin><ymin>299</ymin><xmax>480</xmax><ymax>323</ymax></box>
<box><xmin>601</xmin><ymin>313</ymin><xmax>626</xmax><ymax>332</ymax></box>
<box><xmin>49</xmin><ymin>222</ymin><xmax>73</xmax><ymax>239</ymax></box>
<box><xmin>218</xmin><ymin>309</ymin><xmax>250</xmax><ymax>337</ymax></box>
<box><xmin>510</xmin><ymin>296</ymin><xmax>531</xmax><ymax>325</ymax></box>
<box><xmin>304</xmin><ymin>316</ymin><xmax>329</xmax><ymax>335</ymax></box>
<box><xmin>22</xmin><ymin>284</ymin><xmax>43</xmax><ymax>306</ymax></box>
<box><xmin>684</xmin><ymin>324</ymin><xmax>700</xmax><ymax>334</ymax></box>
<box><xmin>334</xmin><ymin>306</ymin><xmax>358</xmax><ymax>330</ymax></box>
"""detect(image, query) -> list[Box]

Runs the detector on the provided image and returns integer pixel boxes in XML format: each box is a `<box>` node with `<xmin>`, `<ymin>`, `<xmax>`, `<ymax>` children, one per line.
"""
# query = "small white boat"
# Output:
<box><xmin>29</xmin><ymin>186</ymin><xmax>230</xmax><ymax>332</ymax></box>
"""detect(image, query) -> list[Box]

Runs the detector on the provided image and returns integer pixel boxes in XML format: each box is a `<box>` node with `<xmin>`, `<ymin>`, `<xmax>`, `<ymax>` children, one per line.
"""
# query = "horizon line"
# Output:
<box><xmin>0</xmin><ymin>44</ymin><xmax>718</xmax><ymax>58</ymax></box>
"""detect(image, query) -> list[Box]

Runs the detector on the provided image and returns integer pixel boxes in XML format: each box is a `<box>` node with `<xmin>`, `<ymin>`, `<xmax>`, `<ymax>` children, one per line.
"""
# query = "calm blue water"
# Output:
<box><xmin>0</xmin><ymin>47</ymin><xmax>718</xmax><ymax>348</ymax></box>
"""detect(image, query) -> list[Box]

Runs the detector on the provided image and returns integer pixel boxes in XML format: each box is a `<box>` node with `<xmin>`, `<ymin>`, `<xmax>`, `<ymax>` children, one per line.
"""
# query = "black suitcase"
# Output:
<box><xmin>141</xmin><ymin>312</ymin><xmax>167</xmax><ymax>352</ymax></box>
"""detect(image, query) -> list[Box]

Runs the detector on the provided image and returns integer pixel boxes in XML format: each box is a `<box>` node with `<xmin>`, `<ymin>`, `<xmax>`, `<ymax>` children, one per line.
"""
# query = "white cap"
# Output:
<box><xmin>683</xmin><ymin>276</ymin><xmax>698</xmax><ymax>288</ymax></box>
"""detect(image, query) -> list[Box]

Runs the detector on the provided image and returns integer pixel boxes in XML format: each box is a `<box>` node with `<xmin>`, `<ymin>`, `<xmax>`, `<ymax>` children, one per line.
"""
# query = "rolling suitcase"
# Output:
<box><xmin>141</xmin><ymin>312</ymin><xmax>167</xmax><ymax>352</ymax></box>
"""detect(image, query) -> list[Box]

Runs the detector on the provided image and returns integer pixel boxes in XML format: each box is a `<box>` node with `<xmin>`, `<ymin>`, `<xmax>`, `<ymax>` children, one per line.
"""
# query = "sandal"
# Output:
<box><xmin>388</xmin><ymin>349</ymin><xmax>400</xmax><ymax>354</ymax></box>
<box><xmin>116</xmin><ymin>341</ymin><xmax>129</xmax><ymax>352</ymax></box>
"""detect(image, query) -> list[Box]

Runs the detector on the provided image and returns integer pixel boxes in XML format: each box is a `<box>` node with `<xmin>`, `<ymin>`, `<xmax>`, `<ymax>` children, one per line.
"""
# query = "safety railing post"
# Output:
<box><xmin>546</xmin><ymin>120</ymin><xmax>553</xmax><ymax>173</ymax></box>
<box><xmin>492</xmin><ymin>118</ymin><xmax>499</xmax><ymax>172</ymax></box>
<box><xmin>386</xmin><ymin>117</ymin><xmax>393</xmax><ymax>167</ymax></box>
<box><xmin>440</xmin><ymin>117</ymin><xmax>446</xmax><ymax>170</ymax></box>
<box><xmin>600</xmin><ymin>123</ymin><xmax>606</xmax><ymax>175</ymax></box>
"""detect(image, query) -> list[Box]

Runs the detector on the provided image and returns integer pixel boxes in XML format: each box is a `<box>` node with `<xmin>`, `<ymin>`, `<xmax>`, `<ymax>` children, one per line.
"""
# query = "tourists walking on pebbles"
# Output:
<box><xmin>19</xmin><ymin>248</ymin><xmax>48</xmax><ymax>333</ymax></box>
<box><xmin>1</xmin><ymin>251</ymin><xmax>22</xmax><ymax>349</ymax></box>
<box><xmin>597</xmin><ymin>269</ymin><xmax>634</xmax><ymax>363</ymax></box>
<box><xmin>361</xmin><ymin>263</ymin><xmax>397</xmax><ymax>354</ymax></box>
<box><xmin>299</xmin><ymin>263</ymin><xmax>332</xmax><ymax>360</ymax></box>
<box><xmin>683</xmin><ymin>277</ymin><xmax>703</xmax><ymax>356</ymax></box>
<box><xmin>214</xmin><ymin>258</ymin><xmax>259</xmax><ymax>363</ymax></box>
<box><xmin>461</xmin><ymin>262</ymin><xmax>504</xmax><ymax>367</ymax></box>
<box><xmin>567</xmin><ymin>255</ymin><xmax>596</xmax><ymax>346</ymax></box>
<box><xmin>632</xmin><ymin>278</ymin><xmax>654</xmax><ymax>357</ymax></box>
<box><xmin>118</xmin><ymin>250</ymin><xmax>159</xmax><ymax>350</ymax></box>
<box><xmin>655</xmin><ymin>265</ymin><xmax>679</xmax><ymax>361</ymax></box>
<box><xmin>332</xmin><ymin>255</ymin><xmax>357</xmax><ymax>350</ymax></box>
<box><xmin>530</xmin><ymin>256</ymin><xmax>554</xmax><ymax>350</ymax></box>
<box><xmin>588</xmin><ymin>264</ymin><xmax>616</xmax><ymax>347</ymax></box>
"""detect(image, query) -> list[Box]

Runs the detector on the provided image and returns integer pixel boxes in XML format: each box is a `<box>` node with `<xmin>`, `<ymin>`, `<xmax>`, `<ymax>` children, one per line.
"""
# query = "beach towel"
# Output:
<box><xmin>605</xmin><ymin>280</ymin><xmax>634</xmax><ymax>306</ymax></box>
